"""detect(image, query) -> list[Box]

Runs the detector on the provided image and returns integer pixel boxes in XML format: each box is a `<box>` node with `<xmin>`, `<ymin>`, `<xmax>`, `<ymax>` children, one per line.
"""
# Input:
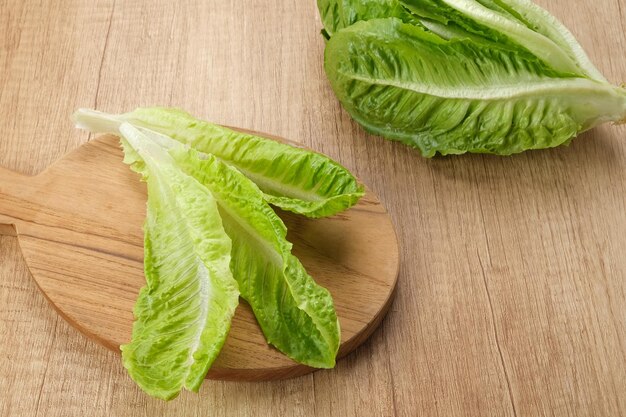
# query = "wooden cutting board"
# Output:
<box><xmin>0</xmin><ymin>133</ymin><xmax>399</xmax><ymax>381</ymax></box>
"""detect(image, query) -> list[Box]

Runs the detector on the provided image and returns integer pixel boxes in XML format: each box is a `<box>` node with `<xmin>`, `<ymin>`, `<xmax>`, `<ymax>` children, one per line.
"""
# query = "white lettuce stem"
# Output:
<box><xmin>72</xmin><ymin>108</ymin><xmax>123</xmax><ymax>135</ymax></box>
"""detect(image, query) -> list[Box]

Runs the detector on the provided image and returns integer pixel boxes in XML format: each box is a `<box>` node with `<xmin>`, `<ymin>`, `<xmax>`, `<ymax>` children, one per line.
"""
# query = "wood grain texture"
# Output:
<box><xmin>1</xmin><ymin>0</ymin><xmax>625</xmax><ymax>415</ymax></box>
<box><xmin>0</xmin><ymin>133</ymin><xmax>399</xmax><ymax>380</ymax></box>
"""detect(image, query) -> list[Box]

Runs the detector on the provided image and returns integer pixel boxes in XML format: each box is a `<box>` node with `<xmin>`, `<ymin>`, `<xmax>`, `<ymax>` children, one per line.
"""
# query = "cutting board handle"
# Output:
<box><xmin>0</xmin><ymin>165</ymin><xmax>31</xmax><ymax>235</ymax></box>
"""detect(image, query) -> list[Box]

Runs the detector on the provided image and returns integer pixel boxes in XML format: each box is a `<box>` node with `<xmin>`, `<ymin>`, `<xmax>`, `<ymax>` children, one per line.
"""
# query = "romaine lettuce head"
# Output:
<box><xmin>323</xmin><ymin>18</ymin><xmax>626</xmax><ymax>156</ymax></box>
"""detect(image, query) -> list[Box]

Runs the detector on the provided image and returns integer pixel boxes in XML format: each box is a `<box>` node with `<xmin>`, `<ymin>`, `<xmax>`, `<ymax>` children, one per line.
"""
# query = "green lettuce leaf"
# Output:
<box><xmin>472</xmin><ymin>0</ymin><xmax>606</xmax><ymax>81</ymax></box>
<box><xmin>72</xmin><ymin>108</ymin><xmax>364</xmax><ymax>218</ymax></box>
<box><xmin>318</xmin><ymin>0</ymin><xmax>599</xmax><ymax>78</ymax></box>
<box><xmin>118</xmin><ymin>123</ymin><xmax>239</xmax><ymax>400</ymax></box>
<box><xmin>399</xmin><ymin>0</ymin><xmax>599</xmax><ymax>78</ymax></box>
<box><xmin>324</xmin><ymin>18</ymin><xmax>626</xmax><ymax>157</ymax></box>
<box><xmin>168</xmin><ymin>146</ymin><xmax>340</xmax><ymax>368</ymax></box>
<box><xmin>317</xmin><ymin>0</ymin><xmax>419</xmax><ymax>36</ymax></box>
<box><xmin>316</xmin><ymin>0</ymin><xmax>517</xmax><ymax>61</ymax></box>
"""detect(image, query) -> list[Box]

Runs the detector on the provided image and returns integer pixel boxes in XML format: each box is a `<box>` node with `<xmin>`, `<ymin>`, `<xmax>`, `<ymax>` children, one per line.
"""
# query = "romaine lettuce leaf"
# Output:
<box><xmin>168</xmin><ymin>146</ymin><xmax>340</xmax><ymax>368</ymax></box>
<box><xmin>118</xmin><ymin>123</ymin><xmax>239</xmax><ymax>400</ymax></box>
<box><xmin>324</xmin><ymin>18</ymin><xmax>626</xmax><ymax>156</ymax></box>
<box><xmin>72</xmin><ymin>108</ymin><xmax>364</xmax><ymax>218</ymax></box>
<box><xmin>318</xmin><ymin>0</ymin><xmax>605</xmax><ymax>80</ymax></box>
<box><xmin>472</xmin><ymin>0</ymin><xmax>606</xmax><ymax>81</ymax></box>
<box><xmin>317</xmin><ymin>0</ymin><xmax>419</xmax><ymax>36</ymax></box>
<box><xmin>401</xmin><ymin>0</ymin><xmax>597</xmax><ymax>77</ymax></box>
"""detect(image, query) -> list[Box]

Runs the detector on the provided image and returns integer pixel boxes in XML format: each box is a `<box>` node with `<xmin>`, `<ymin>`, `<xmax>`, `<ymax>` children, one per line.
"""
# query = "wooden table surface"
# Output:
<box><xmin>1</xmin><ymin>1</ymin><xmax>625</xmax><ymax>416</ymax></box>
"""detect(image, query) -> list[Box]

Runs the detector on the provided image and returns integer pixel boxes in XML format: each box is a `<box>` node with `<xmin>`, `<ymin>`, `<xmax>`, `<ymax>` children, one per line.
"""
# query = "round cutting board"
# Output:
<box><xmin>0</xmin><ymin>133</ymin><xmax>399</xmax><ymax>380</ymax></box>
